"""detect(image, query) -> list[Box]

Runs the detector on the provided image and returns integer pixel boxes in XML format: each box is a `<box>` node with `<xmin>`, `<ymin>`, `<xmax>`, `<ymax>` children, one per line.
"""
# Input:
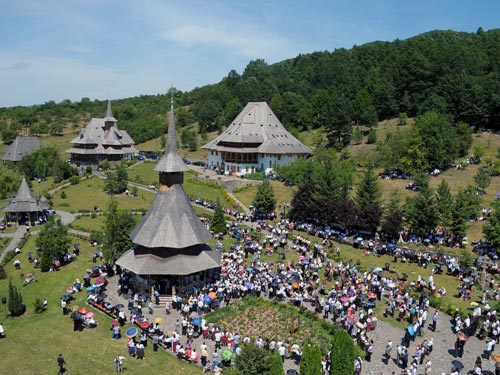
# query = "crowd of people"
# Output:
<box><xmin>58</xmin><ymin>215</ymin><xmax>500</xmax><ymax>374</ymax></box>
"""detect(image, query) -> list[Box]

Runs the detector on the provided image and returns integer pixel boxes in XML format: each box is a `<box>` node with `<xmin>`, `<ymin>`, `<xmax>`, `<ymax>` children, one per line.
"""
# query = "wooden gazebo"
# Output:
<box><xmin>1</xmin><ymin>177</ymin><xmax>50</xmax><ymax>227</ymax></box>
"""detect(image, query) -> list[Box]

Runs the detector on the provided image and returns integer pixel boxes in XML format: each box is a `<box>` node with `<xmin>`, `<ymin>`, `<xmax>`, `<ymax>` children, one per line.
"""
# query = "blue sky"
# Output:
<box><xmin>0</xmin><ymin>0</ymin><xmax>498</xmax><ymax>107</ymax></box>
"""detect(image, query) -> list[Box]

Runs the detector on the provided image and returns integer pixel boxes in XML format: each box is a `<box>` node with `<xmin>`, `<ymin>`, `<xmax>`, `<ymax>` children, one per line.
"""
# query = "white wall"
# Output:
<box><xmin>207</xmin><ymin>151</ymin><xmax>306</xmax><ymax>174</ymax></box>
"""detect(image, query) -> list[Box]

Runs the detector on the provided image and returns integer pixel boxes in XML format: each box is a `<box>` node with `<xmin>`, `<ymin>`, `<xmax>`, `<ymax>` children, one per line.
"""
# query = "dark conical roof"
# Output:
<box><xmin>130</xmin><ymin>184</ymin><xmax>212</xmax><ymax>248</ymax></box>
<box><xmin>104</xmin><ymin>99</ymin><xmax>117</xmax><ymax>122</ymax></box>
<box><xmin>155</xmin><ymin>95</ymin><xmax>188</xmax><ymax>173</ymax></box>
<box><xmin>1</xmin><ymin>177</ymin><xmax>49</xmax><ymax>213</ymax></box>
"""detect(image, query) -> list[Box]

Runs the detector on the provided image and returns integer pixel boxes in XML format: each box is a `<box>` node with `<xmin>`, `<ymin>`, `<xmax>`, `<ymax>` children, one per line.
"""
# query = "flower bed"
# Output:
<box><xmin>205</xmin><ymin>297</ymin><xmax>337</xmax><ymax>353</ymax></box>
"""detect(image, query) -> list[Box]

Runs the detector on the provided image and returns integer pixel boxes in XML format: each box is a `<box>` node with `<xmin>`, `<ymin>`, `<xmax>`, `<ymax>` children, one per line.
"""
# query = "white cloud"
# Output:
<box><xmin>131</xmin><ymin>1</ymin><xmax>296</xmax><ymax>62</ymax></box>
<box><xmin>162</xmin><ymin>24</ymin><xmax>289</xmax><ymax>59</ymax></box>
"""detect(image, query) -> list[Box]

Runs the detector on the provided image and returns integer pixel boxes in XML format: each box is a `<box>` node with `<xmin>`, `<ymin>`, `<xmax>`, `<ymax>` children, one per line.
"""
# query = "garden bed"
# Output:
<box><xmin>205</xmin><ymin>296</ymin><xmax>337</xmax><ymax>353</ymax></box>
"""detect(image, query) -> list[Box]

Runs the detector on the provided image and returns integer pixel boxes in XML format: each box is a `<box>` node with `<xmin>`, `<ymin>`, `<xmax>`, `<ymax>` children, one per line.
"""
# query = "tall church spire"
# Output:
<box><xmin>154</xmin><ymin>86</ymin><xmax>189</xmax><ymax>188</ymax></box>
<box><xmin>106</xmin><ymin>99</ymin><xmax>113</xmax><ymax>118</ymax></box>
<box><xmin>166</xmin><ymin>87</ymin><xmax>178</xmax><ymax>154</ymax></box>
<box><xmin>104</xmin><ymin>99</ymin><xmax>117</xmax><ymax>124</ymax></box>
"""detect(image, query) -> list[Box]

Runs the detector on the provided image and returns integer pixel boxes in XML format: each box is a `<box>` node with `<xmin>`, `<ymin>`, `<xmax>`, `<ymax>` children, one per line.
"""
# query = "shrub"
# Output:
<box><xmin>8</xmin><ymin>280</ymin><xmax>25</xmax><ymax>317</ymax></box>
<box><xmin>243</xmin><ymin>172</ymin><xmax>265</xmax><ymax>180</ymax></box>
<box><xmin>60</xmin><ymin>191</ymin><xmax>67</xmax><ymax>199</ymax></box>
<box><xmin>300</xmin><ymin>343</ymin><xmax>322</xmax><ymax>375</ymax></box>
<box><xmin>367</xmin><ymin>128</ymin><xmax>377</xmax><ymax>144</ymax></box>
<box><xmin>34</xmin><ymin>298</ymin><xmax>45</xmax><ymax>313</ymax></box>
<box><xmin>69</xmin><ymin>175</ymin><xmax>80</xmax><ymax>185</ymax></box>
<box><xmin>0</xmin><ymin>265</ymin><xmax>6</xmax><ymax>279</ymax></box>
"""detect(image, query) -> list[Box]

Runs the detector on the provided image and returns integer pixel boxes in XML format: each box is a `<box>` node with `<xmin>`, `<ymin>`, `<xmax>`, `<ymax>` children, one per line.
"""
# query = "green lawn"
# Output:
<box><xmin>233</xmin><ymin>180</ymin><xmax>296</xmax><ymax>210</ymax></box>
<box><xmin>127</xmin><ymin>163</ymin><xmax>235</xmax><ymax>208</ymax></box>
<box><xmin>0</xmin><ymin>235</ymin><xmax>202</xmax><ymax>375</ymax></box>
<box><xmin>51</xmin><ymin>177</ymin><xmax>155</xmax><ymax>213</ymax></box>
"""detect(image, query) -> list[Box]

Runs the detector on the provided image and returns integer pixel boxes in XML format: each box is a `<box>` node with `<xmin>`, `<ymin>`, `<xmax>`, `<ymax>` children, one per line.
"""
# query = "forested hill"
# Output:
<box><xmin>1</xmin><ymin>28</ymin><xmax>499</xmax><ymax>145</ymax></box>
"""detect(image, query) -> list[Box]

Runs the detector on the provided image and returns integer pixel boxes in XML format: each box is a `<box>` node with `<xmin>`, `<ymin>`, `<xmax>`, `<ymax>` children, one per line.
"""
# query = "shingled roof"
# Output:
<box><xmin>154</xmin><ymin>96</ymin><xmax>188</xmax><ymax>173</ymax></box>
<box><xmin>202</xmin><ymin>102</ymin><xmax>312</xmax><ymax>155</ymax></box>
<box><xmin>1</xmin><ymin>177</ymin><xmax>49</xmax><ymax>213</ymax></box>
<box><xmin>2</xmin><ymin>136</ymin><xmax>41</xmax><ymax>162</ymax></box>
<box><xmin>130</xmin><ymin>184</ymin><xmax>212</xmax><ymax>248</ymax></box>
<box><xmin>67</xmin><ymin>100</ymin><xmax>137</xmax><ymax>156</ymax></box>
<box><xmin>116</xmin><ymin>245</ymin><xmax>221</xmax><ymax>276</ymax></box>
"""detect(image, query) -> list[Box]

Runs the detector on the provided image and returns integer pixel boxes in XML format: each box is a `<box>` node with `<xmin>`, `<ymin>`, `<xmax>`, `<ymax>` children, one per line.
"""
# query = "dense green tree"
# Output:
<box><xmin>405</xmin><ymin>179</ymin><xmax>438</xmax><ymax>233</ymax></box>
<box><xmin>103</xmin><ymin>198</ymin><xmax>136</xmax><ymax>261</ymax></box>
<box><xmin>366</xmin><ymin>128</ymin><xmax>377</xmax><ymax>144</ymax></box>
<box><xmin>450</xmin><ymin>189</ymin><xmax>472</xmax><ymax>236</ymax></box>
<box><xmin>474</xmin><ymin>167</ymin><xmax>492</xmax><ymax>191</ymax></box>
<box><xmin>455</xmin><ymin>121</ymin><xmax>473</xmax><ymax>157</ymax></box>
<box><xmin>381</xmin><ymin>190</ymin><xmax>403</xmax><ymax>240</ymax></box>
<box><xmin>234</xmin><ymin>345</ymin><xmax>271</xmax><ymax>375</ymax></box>
<box><xmin>8</xmin><ymin>280</ymin><xmax>24</xmax><ymax>316</ymax></box>
<box><xmin>210</xmin><ymin>198</ymin><xmax>227</xmax><ymax>235</ymax></box>
<box><xmin>181</xmin><ymin>129</ymin><xmax>198</xmax><ymax>151</ymax></box>
<box><xmin>36</xmin><ymin>217</ymin><xmax>71</xmax><ymax>272</ymax></box>
<box><xmin>330</xmin><ymin>329</ymin><xmax>357</xmax><ymax>375</ymax></box>
<box><xmin>351</xmin><ymin>126</ymin><xmax>363</xmax><ymax>144</ymax></box>
<box><xmin>17</xmin><ymin>145</ymin><xmax>61</xmax><ymax>180</ymax></box>
<box><xmin>175</xmin><ymin>107</ymin><xmax>194</xmax><ymax>128</ymax></box>
<box><xmin>355</xmin><ymin>165</ymin><xmax>382</xmax><ymax>232</ymax></box>
<box><xmin>266</xmin><ymin>351</ymin><xmax>284</xmax><ymax>375</ymax></box>
<box><xmin>353</xmin><ymin>88</ymin><xmax>378</xmax><ymax>127</ymax></box>
<box><xmin>484</xmin><ymin>201</ymin><xmax>500</xmax><ymax>249</ymax></box>
<box><xmin>355</xmin><ymin>165</ymin><xmax>381</xmax><ymax>211</ymax></box>
<box><xmin>253</xmin><ymin>180</ymin><xmax>276</xmax><ymax>214</ymax></box>
<box><xmin>435</xmin><ymin>180</ymin><xmax>454</xmax><ymax>227</ymax></box>
<box><xmin>312</xmin><ymin>90</ymin><xmax>352</xmax><ymax>150</ymax></box>
<box><xmin>300</xmin><ymin>343</ymin><xmax>322</xmax><ymax>375</ymax></box>
<box><xmin>1</xmin><ymin>126</ymin><xmax>17</xmax><ymax>144</ymax></box>
<box><xmin>0</xmin><ymin>168</ymin><xmax>22</xmax><ymax>199</ymax></box>
<box><xmin>105</xmin><ymin>164</ymin><xmax>128</xmax><ymax>194</ymax></box>
<box><xmin>410</xmin><ymin>111</ymin><xmax>459</xmax><ymax>170</ymax></box>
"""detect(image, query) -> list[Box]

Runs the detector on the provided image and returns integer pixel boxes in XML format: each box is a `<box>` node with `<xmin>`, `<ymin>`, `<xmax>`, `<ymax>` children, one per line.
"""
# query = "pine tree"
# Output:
<box><xmin>484</xmin><ymin>201</ymin><xmax>500</xmax><ymax>248</ymax></box>
<box><xmin>435</xmin><ymin>179</ymin><xmax>453</xmax><ymax>227</ymax></box>
<box><xmin>381</xmin><ymin>190</ymin><xmax>403</xmax><ymax>240</ymax></box>
<box><xmin>450</xmin><ymin>190</ymin><xmax>470</xmax><ymax>236</ymax></box>
<box><xmin>300</xmin><ymin>343</ymin><xmax>322</xmax><ymax>375</ymax></box>
<box><xmin>8</xmin><ymin>280</ymin><xmax>24</xmax><ymax>316</ymax></box>
<box><xmin>405</xmin><ymin>176</ymin><xmax>438</xmax><ymax>233</ymax></box>
<box><xmin>104</xmin><ymin>197</ymin><xmax>136</xmax><ymax>261</ymax></box>
<box><xmin>355</xmin><ymin>164</ymin><xmax>382</xmax><ymax>232</ymax></box>
<box><xmin>355</xmin><ymin>164</ymin><xmax>381</xmax><ymax>210</ymax></box>
<box><xmin>474</xmin><ymin>167</ymin><xmax>492</xmax><ymax>192</ymax></box>
<box><xmin>253</xmin><ymin>180</ymin><xmax>276</xmax><ymax>215</ymax></box>
<box><xmin>330</xmin><ymin>330</ymin><xmax>357</xmax><ymax>375</ymax></box>
<box><xmin>266</xmin><ymin>351</ymin><xmax>284</xmax><ymax>375</ymax></box>
<box><xmin>210</xmin><ymin>198</ymin><xmax>227</xmax><ymax>234</ymax></box>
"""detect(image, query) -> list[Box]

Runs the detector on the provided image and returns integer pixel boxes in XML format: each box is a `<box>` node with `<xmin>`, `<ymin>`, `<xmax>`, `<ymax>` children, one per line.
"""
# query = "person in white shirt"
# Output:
<box><xmin>278</xmin><ymin>345</ymin><xmax>286</xmax><ymax>362</ymax></box>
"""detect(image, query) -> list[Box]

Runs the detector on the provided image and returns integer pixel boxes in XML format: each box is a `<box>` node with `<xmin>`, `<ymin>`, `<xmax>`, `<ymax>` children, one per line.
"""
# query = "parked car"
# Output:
<box><xmin>182</xmin><ymin>158</ymin><xmax>191</xmax><ymax>164</ymax></box>
<box><xmin>193</xmin><ymin>161</ymin><xmax>206</xmax><ymax>167</ymax></box>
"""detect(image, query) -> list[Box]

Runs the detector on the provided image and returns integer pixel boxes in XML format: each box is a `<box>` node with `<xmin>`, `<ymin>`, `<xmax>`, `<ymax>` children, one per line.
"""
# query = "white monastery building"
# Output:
<box><xmin>202</xmin><ymin>102</ymin><xmax>312</xmax><ymax>175</ymax></box>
